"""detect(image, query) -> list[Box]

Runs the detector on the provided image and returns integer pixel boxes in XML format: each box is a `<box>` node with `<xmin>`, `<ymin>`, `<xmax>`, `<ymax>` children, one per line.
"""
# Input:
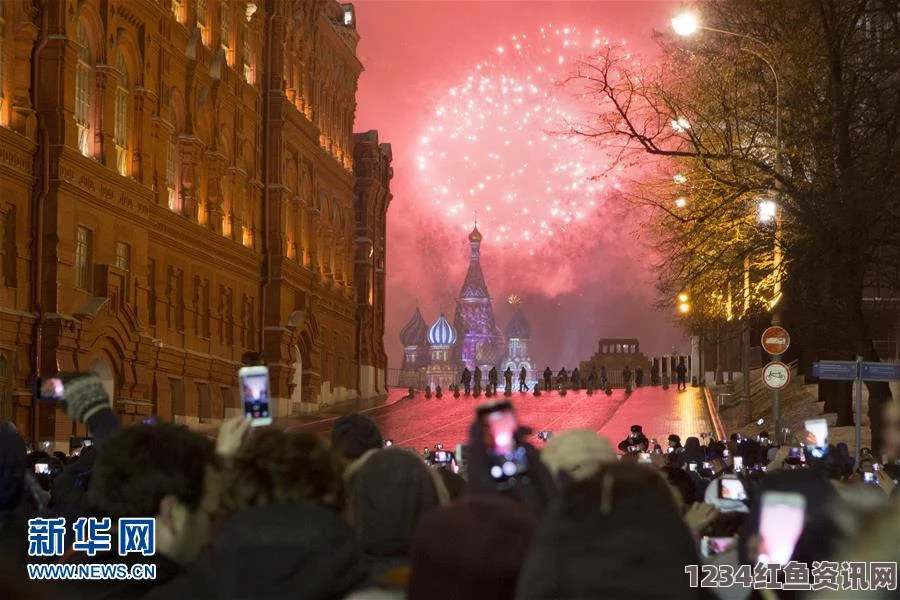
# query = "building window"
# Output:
<box><xmin>171</xmin><ymin>0</ymin><xmax>185</xmax><ymax>23</ymax></box>
<box><xmin>166</xmin><ymin>133</ymin><xmax>180</xmax><ymax>212</ymax></box>
<box><xmin>220</xmin><ymin>0</ymin><xmax>232</xmax><ymax>56</ymax></box>
<box><xmin>115</xmin><ymin>241</ymin><xmax>131</xmax><ymax>271</ymax></box>
<box><xmin>175</xmin><ymin>269</ymin><xmax>185</xmax><ymax>332</ymax></box>
<box><xmin>75</xmin><ymin>22</ymin><xmax>94</xmax><ymax>157</ymax></box>
<box><xmin>170</xmin><ymin>378</ymin><xmax>185</xmax><ymax>419</ymax></box>
<box><xmin>197</xmin><ymin>0</ymin><xmax>209</xmax><ymax>45</ymax></box>
<box><xmin>197</xmin><ymin>383</ymin><xmax>211</xmax><ymax>423</ymax></box>
<box><xmin>148</xmin><ymin>259</ymin><xmax>157</xmax><ymax>325</ymax></box>
<box><xmin>75</xmin><ymin>226</ymin><xmax>93</xmax><ymax>291</ymax></box>
<box><xmin>0</xmin><ymin>208</ymin><xmax>15</xmax><ymax>287</ymax></box>
<box><xmin>114</xmin><ymin>51</ymin><xmax>130</xmax><ymax>176</ymax></box>
<box><xmin>201</xmin><ymin>280</ymin><xmax>210</xmax><ymax>338</ymax></box>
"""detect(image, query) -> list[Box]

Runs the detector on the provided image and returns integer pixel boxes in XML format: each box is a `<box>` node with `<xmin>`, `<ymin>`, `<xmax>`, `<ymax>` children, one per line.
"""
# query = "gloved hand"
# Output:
<box><xmin>59</xmin><ymin>373</ymin><xmax>110</xmax><ymax>423</ymax></box>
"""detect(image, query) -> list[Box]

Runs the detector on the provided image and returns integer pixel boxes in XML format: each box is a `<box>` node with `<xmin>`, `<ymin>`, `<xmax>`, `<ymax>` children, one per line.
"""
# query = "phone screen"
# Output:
<box><xmin>34</xmin><ymin>463</ymin><xmax>51</xmax><ymax>475</ymax></box>
<box><xmin>36</xmin><ymin>377</ymin><xmax>64</xmax><ymax>401</ymax></box>
<box><xmin>733</xmin><ymin>456</ymin><xmax>744</xmax><ymax>470</ymax></box>
<box><xmin>863</xmin><ymin>471</ymin><xmax>876</xmax><ymax>483</ymax></box>
<box><xmin>719</xmin><ymin>476</ymin><xmax>747</xmax><ymax>501</ymax></box>
<box><xmin>701</xmin><ymin>536</ymin><xmax>734</xmax><ymax>559</ymax></box>
<box><xmin>804</xmin><ymin>418</ymin><xmax>828</xmax><ymax>448</ymax></box>
<box><xmin>239</xmin><ymin>367</ymin><xmax>271</xmax><ymax>426</ymax></box>
<box><xmin>433</xmin><ymin>450</ymin><xmax>452</xmax><ymax>463</ymax></box>
<box><xmin>638</xmin><ymin>452</ymin><xmax>652</xmax><ymax>463</ymax></box>
<box><xmin>758</xmin><ymin>492</ymin><xmax>806</xmax><ymax>566</ymax></box>
<box><xmin>688</xmin><ymin>462</ymin><xmax>698</xmax><ymax>472</ymax></box>
<box><xmin>476</xmin><ymin>401</ymin><xmax>528</xmax><ymax>480</ymax></box>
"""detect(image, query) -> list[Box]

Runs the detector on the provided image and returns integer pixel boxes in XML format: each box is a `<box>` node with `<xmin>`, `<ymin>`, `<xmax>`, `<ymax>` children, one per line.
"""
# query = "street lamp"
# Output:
<box><xmin>673</xmin><ymin>11</ymin><xmax>785</xmax><ymax>431</ymax></box>
<box><xmin>678</xmin><ymin>293</ymin><xmax>690</xmax><ymax>314</ymax></box>
<box><xmin>675</xmin><ymin>197</ymin><xmax>687</xmax><ymax>208</ymax></box>
<box><xmin>758</xmin><ymin>199</ymin><xmax>777</xmax><ymax>223</ymax></box>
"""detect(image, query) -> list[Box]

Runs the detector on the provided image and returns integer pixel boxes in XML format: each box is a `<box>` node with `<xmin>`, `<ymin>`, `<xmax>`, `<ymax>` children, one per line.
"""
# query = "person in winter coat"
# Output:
<box><xmin>516</xmin><ymin>463</ymin><xmax>712</xmax><ymax>600</ymax></box>
<box><xmin>346</xmin><ymin>448</ymin><xmax>448</xmax><ymax>598</ymax></box>
<box><xmin>519</xmin><ymin>367</ymin><xmax>528</xmax><ymax>392</ymax></box>
<box><xmin>145</xmin><ymin>429</ymin><xmax>367</xmax><ymax>600</ymax></box>
<box><xmin>543</xmin><ymin>368</ymin><xmax>552</xmax><ymax>391</ymax></box>
<box><xmin>616</xmin><ymin>425</ymin><xmax>650</xmax><ymax>454</ymax></box>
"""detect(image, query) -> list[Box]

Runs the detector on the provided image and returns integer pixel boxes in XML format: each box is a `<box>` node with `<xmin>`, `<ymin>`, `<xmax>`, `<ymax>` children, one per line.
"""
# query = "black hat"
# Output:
<box><xmin>331</xmin><ymin>414</ymin><xmax>383</xmax><ymax>460</ymax></box>
<box><xmin>630</xmin><ymin>425</ymin><xmax>643</xmax><ymax>433</ymax></box>
<box><xmin>668</xmin><ymin>434</ymin><xmax>681</xmax><ymax>443</ymax></box>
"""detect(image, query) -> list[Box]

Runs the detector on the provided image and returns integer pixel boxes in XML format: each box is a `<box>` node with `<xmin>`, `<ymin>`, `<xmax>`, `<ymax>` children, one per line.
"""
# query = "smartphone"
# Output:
<box><xmin>758</xmin><ymin>491</ymin><xmax>806</xmax><ymax>566</ymax></box>
<box><xmin>722</xmin><ymin>449</ymin><xmax>730</xmax><ymax>458</ymax></box>
<box><xmin>700</xmin><ymin>536</ymin><xmax>733</xmax><ymax>559</ymax></box>
<box><xmin>35</xmin><ymin>377</ymin><xmax>65</xmax><ymax>401</ymax></box>
<box><xmin>34</xmin><ymin>463</ymin><xmax>51</xmax><ymax>475</ymax></box>
<box><xmin>432</xmin><ymin>450</ymin><xmax>452</xmax><ymax>463</ymax></box>
<box><xmin>702</xmin><ymin>461</ymin><xmax>712</xmax><ymax>470</ymax></box>
<box><xmin>719</xmin><ymin>475</ymin><xmax>748</xmax><ymax>501</ymax></box>
<box><xmin>804</xmin><ymin>418</ymin><xmax>828</xmax><ymax>446</ymax></box>
<box><xmin>863</xmin><ymin>471</ymin><xmax>876</xmax><ymax>483</ymax></box>
<box><xmin>733</xmin><ymin>455</ymin><xmax>744</xmax><ymax>470</ymax></box>
<box><xmin>68</xmin><ymin>436</ymin><xmax>92</xmax><ymax>454</ymax></box>
<box><xmin>476</xmin><ymin>400</ymin><xmax>528</xmax><ymax>480</ymax></box>
<box><xmin>667</xmin><ymin>447</ymin><xmax>675</xmax><ymax>454</ymax></box>
<box><xmin>384</xmin><ymin>439</ymin><xmax>393</xmax><ymax>447</ymax></box>
<box><xmin>688</xmin><ymin>462</ymin><xmax>698</xmax><ymax>472</ymax></box>
<box><xmin>638</xmin><ymin>452</ymin><xmax>652</xmax><ymax>464</ymax></box>
<box><xmin>238</xmin><ymin>365</ymin><xmax>271</xmax><ymax>426</ymax></box>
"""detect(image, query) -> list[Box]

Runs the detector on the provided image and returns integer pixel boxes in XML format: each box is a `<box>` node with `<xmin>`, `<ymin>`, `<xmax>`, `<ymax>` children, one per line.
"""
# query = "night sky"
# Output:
<box><xmin>352</xmin><ymin>0</ymin><xmax>688</xmax><ymax>370</ymax></box>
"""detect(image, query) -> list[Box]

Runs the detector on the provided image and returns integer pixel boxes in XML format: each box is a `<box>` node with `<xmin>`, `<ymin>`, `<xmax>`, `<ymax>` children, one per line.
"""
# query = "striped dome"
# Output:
<box><xmin>427</xmin><ymin>313</ymin><xmax>457</xmax><ymax>346</ymax></box>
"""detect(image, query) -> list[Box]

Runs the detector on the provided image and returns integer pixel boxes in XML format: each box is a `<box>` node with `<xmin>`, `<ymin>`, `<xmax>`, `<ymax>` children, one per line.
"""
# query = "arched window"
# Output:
<box><xmin>114</xmin><ymin>51</ymin><xmax>130</xmax><ymax>176</ymax></box>
<box><xmin>75</xmin><ymin>21</ymin><xmax>94</xmax><ymax>157</ymax></box>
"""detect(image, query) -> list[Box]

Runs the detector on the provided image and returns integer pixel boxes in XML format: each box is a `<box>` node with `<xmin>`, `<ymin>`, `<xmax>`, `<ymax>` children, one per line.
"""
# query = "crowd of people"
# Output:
<box><xmin>1</xmin><ymin>371</ymin><xmax>899</xmax><ymax>599</ymax></box>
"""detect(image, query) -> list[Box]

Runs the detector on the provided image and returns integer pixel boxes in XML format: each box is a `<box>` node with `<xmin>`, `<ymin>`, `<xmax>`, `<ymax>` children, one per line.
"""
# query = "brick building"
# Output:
<box><xmin>0</xmin><ymin>0</ymin><xmax>391</xmax><ymax>446</ymax></box>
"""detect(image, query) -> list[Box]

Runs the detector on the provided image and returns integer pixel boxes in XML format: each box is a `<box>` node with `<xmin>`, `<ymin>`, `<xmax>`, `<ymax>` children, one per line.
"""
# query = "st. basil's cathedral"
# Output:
<box><xmin>398</xmin><ymin>226</ymin><xmax>536</xmax><ymax>390</ymax></box>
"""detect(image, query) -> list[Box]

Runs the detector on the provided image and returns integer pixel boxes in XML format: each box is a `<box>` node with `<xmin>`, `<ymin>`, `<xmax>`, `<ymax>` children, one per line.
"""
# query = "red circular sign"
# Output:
<box><xmin>761</xmin><ymin>326</ymin><xmax>790</xmax><ymax>355</ymax></box>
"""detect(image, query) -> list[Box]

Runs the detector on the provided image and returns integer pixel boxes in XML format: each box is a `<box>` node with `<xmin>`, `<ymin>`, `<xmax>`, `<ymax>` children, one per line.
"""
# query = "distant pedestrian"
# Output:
<box><xmin>557</xmin><ymin>368</ymin><xmax>568</xmax><ymax>391</ymax></box>
<box><xmin>488</xmin><ymin>367</ymin><xmax>498</xmax><ymax>395</ymax></box>
<box><xmin>543</xmin><ymin>367</ymin><xmax>552</xmax><ymax>391</ymax></box>
<box><xmin>519</xmin><ymin>367</ymin><xmax>528</xmax><ymax>392</ymax></box>
<box><xmin>461</xmin><ymin>367</ymin><xmax>472</xmax><ymax>395</ymax></box>
<box><xmin>504</xmin><ymin>366</ymin><xmax>513</xmax><ymax>393</ymax></box>
<box><xmin>623</xmin><ymin>365</ymin><xmax>633</xmax><ymax>394</ymax></box>
<box><xmin>588</xmin><ymin>367</ymin><xmax>597</xmax><ymax>390</ymax></box>
<box><xmin>571</xmin><ymin>368</ymin><xmax>581</xmax><ymax>390</ymax></box>
<box><xmin>474</xmin><ymin>366</ymin><xmax>483</xmax><ymax>394</ymax></box>
<box><xmin>635</xmin><ymin>367</ymin><xmax>644</xmax><ymax>388</ymax></box>
<box><xmin>600</xmin><ymin>366</ymin><xmax>608</xmax><ymax>389</ymax></box>
<box><xmin>676</xmin><ymin>360</ymin><xmax>687</xmax><ymax>391</ymax></box>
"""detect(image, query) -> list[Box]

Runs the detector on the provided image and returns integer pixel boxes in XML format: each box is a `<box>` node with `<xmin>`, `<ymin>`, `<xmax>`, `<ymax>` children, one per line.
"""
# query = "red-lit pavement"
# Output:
<box><xmin>283</xmin><ymin>385</ymin><xmax>713</xmax><ymax>450</ymax></box>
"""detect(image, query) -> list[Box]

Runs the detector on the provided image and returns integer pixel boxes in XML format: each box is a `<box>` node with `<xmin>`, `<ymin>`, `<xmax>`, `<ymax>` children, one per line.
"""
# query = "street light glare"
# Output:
<box><xmin>678</xmin><ymin>293</ymin><xmax>689</xmax><ymax>303</ymax></box>
<box><xmin>678</xmin><ymin>302</ymin><xmax>691</xmax><ymax>314</ymax></box>
<box><xmin>758</xmin><ymin>200</ymin><xmax>777</xmax><ymax>223</ymax></box>
<box><xmin>675</xmin><ymin>197</ymin><xmax>687</xmax><ymax>208</ymax></box>
<box><xmin>673</xmin><ymin>173</ymin><xmax>688</xmax><ymax>184</ymax></box>
<box><xmin>671</xmin><ymin>13</ymin><xmax>699</xmax><ymax>36</ymax></box>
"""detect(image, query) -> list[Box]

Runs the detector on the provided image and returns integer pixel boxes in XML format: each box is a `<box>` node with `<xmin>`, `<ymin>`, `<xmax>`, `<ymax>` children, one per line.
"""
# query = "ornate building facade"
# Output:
<box><xmin>398</xmin><ymin>226</ymin><xmax>535</xmax><ymax>388</ymax></box>
<box><xmin>0</xmin><ymin>0</ymin><xmax>390</xmax><ymax>446</ymax></box>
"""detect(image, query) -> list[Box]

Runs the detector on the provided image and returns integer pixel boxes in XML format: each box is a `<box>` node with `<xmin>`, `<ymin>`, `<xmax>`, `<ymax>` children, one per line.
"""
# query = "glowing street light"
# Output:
<box><xmin>671</xmin><ymin>13</ymin><xmax>700</xmax><ymax>37</ymax></box>
<box><xmin>677</xmin><ymin>292</ymin><xmax>690</xmax><ymax>314</ymax></box>
<box><xmin>758</xmin><ymin>200</ymin><xmax>777</xmax><ymax>223</ymax></box>
<box><xmin>675</xmin><ymin>197</ymin><xmax>687</xmax><ymax>208</ymax></box>
<box><xmin>678</xmin><ymin>293</ymin><xmax>689</xmax><ymax>303</ymax></box>
<box><xmin>671</xmin><ymin>117</ymin><xmax>691</xmax><ymax>132</ymax></box>
<box><xmin>673</xmin><ymin>173</ymin><xmax>688</xmax><ymax>184</ymax></box>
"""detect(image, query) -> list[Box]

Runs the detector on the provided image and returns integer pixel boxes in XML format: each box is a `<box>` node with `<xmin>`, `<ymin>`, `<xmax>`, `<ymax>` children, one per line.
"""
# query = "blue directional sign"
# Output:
<box><xmin>860</xmin><ymin>362</ymin><xmax>900</xmax><ymax>382</ymax></box>
<box><xmin>812</xmin><ymin>361</ymin><xmax>858</xmax><ymax>380</ymax></box>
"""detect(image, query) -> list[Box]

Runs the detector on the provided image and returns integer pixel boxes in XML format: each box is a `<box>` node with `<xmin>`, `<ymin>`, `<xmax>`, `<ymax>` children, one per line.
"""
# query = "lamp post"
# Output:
<box><xmin>673</xmin><ymin>11</ymin><xmax>785</xmax><ymax>429</ymax></box>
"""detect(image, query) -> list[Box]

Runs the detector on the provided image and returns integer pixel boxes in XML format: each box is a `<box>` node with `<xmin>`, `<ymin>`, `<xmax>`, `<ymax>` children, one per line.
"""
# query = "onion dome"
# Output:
<box><xmin>468</xmin><ymin>225</ymin><xmax>483</xmax><ymax>243</ymax></box>
<box><xmin>427</xmin><ymin>313</ymin><xmax>457</xmax><ymax>346</ymax></box>
<box><xmin>400</xmin><ymin>307</ymin><xmax>428</xmax><ymax>346</ymax></box>
<box><xmin>505</xmin><ymin>307</ymin><xmax>531</xmax><ymax>339</ymax></box>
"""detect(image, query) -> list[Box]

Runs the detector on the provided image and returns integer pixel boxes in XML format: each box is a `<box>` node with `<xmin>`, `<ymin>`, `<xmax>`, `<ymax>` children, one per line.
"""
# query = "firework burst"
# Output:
<box><xmin>416</xmin><ymin>26</ymin><xmax>627</xmax><ymax>256</ymax></box>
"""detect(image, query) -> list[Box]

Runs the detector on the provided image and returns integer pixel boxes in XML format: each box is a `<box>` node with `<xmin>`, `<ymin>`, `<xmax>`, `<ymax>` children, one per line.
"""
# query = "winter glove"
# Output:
<box><xmin>59</xmin><ymin>373</ymin><xmax>110</xmax><ymax>423</ymax></box>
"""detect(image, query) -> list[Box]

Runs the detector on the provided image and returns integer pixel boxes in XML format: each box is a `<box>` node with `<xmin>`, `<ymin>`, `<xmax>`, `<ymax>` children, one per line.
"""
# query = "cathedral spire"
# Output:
<box><xmin>459</xmin><ymin>222</ymin><xmax>489</xmax><ymax>299</ymax></box>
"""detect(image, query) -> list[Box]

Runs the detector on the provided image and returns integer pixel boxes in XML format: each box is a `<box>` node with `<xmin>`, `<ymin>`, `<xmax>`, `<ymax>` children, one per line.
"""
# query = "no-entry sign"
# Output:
<box><xmin>761</xmin><ymin>326</ymin><xmax>790</xmax><ymax>356</ymax></box>
<box><xmin>762</xmin><ymin>361</ymin><xmax>791</xmax><ymax>390</ymax></box>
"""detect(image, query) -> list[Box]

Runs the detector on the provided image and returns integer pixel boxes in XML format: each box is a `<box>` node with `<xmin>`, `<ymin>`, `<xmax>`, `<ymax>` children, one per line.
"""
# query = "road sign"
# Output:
<box><xmin>860</xmin><ymin>362</ymin><xmax>900</xmax><ymax>382</ymax></box>
<box><xmin>812</xmin><ymin>360</ymin><xmax>859</xmax><ymax>380</ymax></box>
<box><xmin>762</xmin><ymin>361</ymin><xmax>791</xmax><ymax>390</ymax></box>
<box><xmin>761</xmin><ymin>326</ymin><xmax>790</xmax><ymax>355</ymax></box>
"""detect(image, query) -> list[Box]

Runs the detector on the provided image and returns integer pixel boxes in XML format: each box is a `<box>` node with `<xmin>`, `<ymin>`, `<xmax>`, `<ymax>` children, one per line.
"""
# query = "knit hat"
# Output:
<box><xmin>0</xmin><ymin>421</ymin><xmax>27</xmax><ymax>511</ymax></box>
<box><xmin>407</xmin><ymin>495</ymin><xmax>536</xmax><ymax>600</ymax></box>
<box><xmin>59</xmin><ymin>373</ymin><xmax>110</xmax><ymax>423</ymax></box>
<box><xmin>540</xmin><ymin>429</ymin><xmax>616</xmax><ymax>482</ymax></box>
<box><xmin>331</xmin><ymin>414</ymin><xmax>383</xmax><ymax>460</ymax></box>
